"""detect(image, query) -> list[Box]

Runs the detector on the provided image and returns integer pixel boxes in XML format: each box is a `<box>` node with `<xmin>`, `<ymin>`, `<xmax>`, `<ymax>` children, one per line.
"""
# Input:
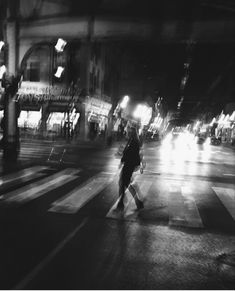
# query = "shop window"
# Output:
<box><xmin>27</xmin><ymin>61</ymin><xmax>40</xmax><ymax>81</ymax></box>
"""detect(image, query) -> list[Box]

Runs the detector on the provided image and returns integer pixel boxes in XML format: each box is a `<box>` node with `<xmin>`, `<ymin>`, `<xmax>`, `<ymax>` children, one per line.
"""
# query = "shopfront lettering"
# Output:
<box><xmin>18</xmin><ymin>94</ymin><xmax>80</xmax><ymax>103</ymax></box>
<box><xmin>18</xmin><ymin>82</ymin><xmax>81</xmax><ymax>96</ymax></box>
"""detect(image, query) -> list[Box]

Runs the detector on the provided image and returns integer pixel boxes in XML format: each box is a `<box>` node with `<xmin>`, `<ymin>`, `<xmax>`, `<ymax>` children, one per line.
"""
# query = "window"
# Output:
<box><xmin>23</xmin><ymin>46</ymin><xmax>50</xmax><ymax>82</ymax></box>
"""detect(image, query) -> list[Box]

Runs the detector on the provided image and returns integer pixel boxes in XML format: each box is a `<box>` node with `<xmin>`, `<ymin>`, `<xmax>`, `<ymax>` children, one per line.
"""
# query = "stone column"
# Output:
<box><xmin>3</xmin><ymin>21</ymin><xmax>19</xmax><ymax>162</ymax></box>
<box><xmin>77</xmin><ymin>42</ymin><xmax>91</xmax><ymax>140</ymax></box>
<box><xmin>78</xmin><ymin>99</ymin><xmax>88</xmax><ymax>140</ymax></box>
<box><xmin>41</xmin><ymin>102</ymin><xmax>49</xmax><ymax>138</ymax></box>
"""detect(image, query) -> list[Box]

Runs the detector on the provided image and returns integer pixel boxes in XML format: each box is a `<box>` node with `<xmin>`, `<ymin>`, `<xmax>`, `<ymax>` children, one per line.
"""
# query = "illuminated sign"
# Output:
<box><xmin>18</xmin><ymin>82</ymin><xmax>81</xmax><ymax>96</ymax></box>
<box><xmin>85</xmin><ymin>96</ymin><xmax>112</xmax><ymax>117</ymax></box>
<box><xmin>17</xmin><ymin>82</ymin><xmax>81</xmax><ymax>102</ymax></box>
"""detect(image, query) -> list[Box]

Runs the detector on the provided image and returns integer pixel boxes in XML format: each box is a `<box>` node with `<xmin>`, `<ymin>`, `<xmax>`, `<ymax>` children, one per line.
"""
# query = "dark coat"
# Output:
<box><xmin>121</xmin><ymin>138</ymin><xmax>141</xmax><ymax>167</ymax></box>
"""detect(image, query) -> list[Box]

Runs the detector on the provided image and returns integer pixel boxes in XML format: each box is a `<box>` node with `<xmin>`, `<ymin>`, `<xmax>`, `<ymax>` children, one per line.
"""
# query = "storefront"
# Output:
<box><xmin>17</xmin><ymin>81</ymin><xmax>82</xmax><ymax>138</ymax></box>
<box><xmin>210</xmin><ymin>110</ymin><xmax>235</xmax><ymax>144</ymax></box>
<box><xmin>85</xmin><ymin>96</ymin><xmax>112</xmax><ymax>140</ymax></box>
<box><xmin>147</xmin><ymin>115</ymin><xmax>163</xmax><ymax>139</ymax></box>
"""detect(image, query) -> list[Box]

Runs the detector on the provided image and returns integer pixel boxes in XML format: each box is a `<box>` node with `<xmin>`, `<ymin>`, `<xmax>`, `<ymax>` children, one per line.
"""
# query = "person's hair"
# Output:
<box><xmin>130</xmin><ymin>126</ymin><xmax>140</xmax><ymax>143</ymax></box>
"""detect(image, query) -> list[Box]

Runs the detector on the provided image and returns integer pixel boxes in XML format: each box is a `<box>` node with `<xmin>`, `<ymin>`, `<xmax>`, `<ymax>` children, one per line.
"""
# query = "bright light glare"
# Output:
<box><xmin>210</xmin><ymin>117</ymin><xmax>216</xmax><ymax>126</ymax></box>
<box><xmin>47</xmin><ymin>112</ymin><xmax>66</xmax><ymax>130</ymax></box>
<box><xmin>55</xmin><ymin>38</ymin><xmax>67</xmax><ymax>52</ymax></box>
<box><xmin>18</xmin><ymin>110</ymin><xmax>42</xmax><ymax>128</ymax></box>
<box><xmin>204</xmin><ymin>137</ymin><xmax>211</xmax><ymax>147</ymax></box>
<box><xmin>193</xmin><ymin>121</ymin><xmax>200</xmax><ymax>131</ymax></box>
<box><xmin>133</xmin><ymin>104</ymin><xmax>152</xmax><ymax>125</ymax></box>
<box><xmin>218</xmin><ymin>114</ymin><xmax>225</xmax><ymax>124</ymax></box>
<box><xmin>120</xmin><ymin>95</ymin><xmax>129</xmax><ymax>109</ymax></box>
<box><xmin>0</xmin><ymin>41</ymin><xmax>4</xmax><ymax>51</ymax></box>
<box><xmin>162</xmin><ymin>133</ymin><xmax>172</xmax><ymax>145</ymax></box>
<box><xmin>230</xmin><ymin>111</ymin><xmax>235</xmax><ymax>121</ymax></box>
<box><xmin>0</xmin><ymin>65</ymin><xmax>6</xmax><ymax>79</ymax></box>
<box><xmin>133</xmin><ymin>104</ymin><xmax>142</xmax><ymax>118</ymax></box>
<box><xmin>54</xmin><ymin>66</ymin><xmax>64</xmax><ymax>78</ymax></box>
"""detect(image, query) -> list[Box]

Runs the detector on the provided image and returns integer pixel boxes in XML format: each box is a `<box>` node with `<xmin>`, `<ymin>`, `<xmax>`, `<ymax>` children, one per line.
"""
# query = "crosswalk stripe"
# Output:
<box><xmin>0</xmin><ymin>166</ymin><xmax>48</xmax><ymax>186</ymax></box>
<box><xmin>181</xmin><ymin>186</ymin><xmax>204</xmax><ymax>228</ymax></box>
<box><xmin>212</xmin><ymin>187</ymin><xmax>235</xmax><ymax>220</ymax></box>
<box><xmin>19</xmin><ymin>150</ymin><xmax>50</xmax><ymax>154</ymax></box>
<box><xmin>0</xmin><ymin>166</ymin><xmax>49</xmax><ymax>190</ymax></box>
<box><xmin>168</xmin><ymin>183</ymin><xmax>204</xmax><ymax>228</ymax></box>
<box><xmin>168</xmin><ymin>184</ymin><xmax>186</xmax><ymax>227</ymax></box>
<box><xmin>49</xmin><ymin>172</ymin><xmax>115</xmax><ymax>214</ymax></box>
<box><xmin>2</xmin><ymin>168</ymin><xmax>80</xmax><ymax>205</ymax></box>
<box><xmin>19</xmin><ymin>154</ymin><xmax>49</xmax><ymax>157</ymax></box>
<box><xmin>106</xmin><ymin>180</ymin><xmax>152</xmax><ymax>219</ymax></box>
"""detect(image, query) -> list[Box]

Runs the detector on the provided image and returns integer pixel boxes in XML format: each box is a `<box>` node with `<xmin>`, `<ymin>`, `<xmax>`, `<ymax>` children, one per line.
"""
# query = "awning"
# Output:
<box><xmin>47</xmin><ymin>102</ymin><xmax>72</xmax><ymax>113</ymax></box>
<box><xmin>20</xmin><ymin>104</ymin><xmax>41</xmax><ymax>111</ymax></box>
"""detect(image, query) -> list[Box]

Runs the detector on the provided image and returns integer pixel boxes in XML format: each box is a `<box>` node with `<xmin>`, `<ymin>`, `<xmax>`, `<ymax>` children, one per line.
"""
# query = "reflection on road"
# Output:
<box><xmin>156</xmin><ymin>132</ymin><xmax>234</xmax><ymax>177</ymax></box>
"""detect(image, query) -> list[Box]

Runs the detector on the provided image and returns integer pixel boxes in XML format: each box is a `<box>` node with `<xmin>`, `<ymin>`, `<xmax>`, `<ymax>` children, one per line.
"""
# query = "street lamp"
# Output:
<box><xmin>133</xmin><ymin>104</ymin><xmax>152</xmax><ymax>133</ymax></box>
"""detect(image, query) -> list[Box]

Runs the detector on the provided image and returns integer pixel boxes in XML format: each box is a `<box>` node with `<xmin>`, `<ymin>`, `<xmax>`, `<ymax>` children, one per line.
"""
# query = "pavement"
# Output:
<box><xmin>0</xmin><ymin>136</ymin><xmax>108</xmax><ymax>173</ymax></box>
<box><xmin>0</xmin><ymin>137</ymin><xmax>235</xmax><ymax>289</ymax></box>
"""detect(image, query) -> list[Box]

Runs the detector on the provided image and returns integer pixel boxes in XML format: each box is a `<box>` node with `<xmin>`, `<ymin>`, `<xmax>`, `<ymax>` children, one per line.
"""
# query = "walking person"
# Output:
<box><xmin>117</xmin><ymin>126</ymin><xmax>144</xmax><ymax>210</ymax></box>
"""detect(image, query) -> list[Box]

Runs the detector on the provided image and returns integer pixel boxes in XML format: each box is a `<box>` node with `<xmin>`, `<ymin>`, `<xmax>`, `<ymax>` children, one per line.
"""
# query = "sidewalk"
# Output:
<box><xmin>0</xmin><ymin>137</ymin><xmax>122</xmax><ymax>175</ymax></box>
<box><xmin>0</xmin><ymin>156</ymin><xmax>33</xmax><ymax>175</ymax></box>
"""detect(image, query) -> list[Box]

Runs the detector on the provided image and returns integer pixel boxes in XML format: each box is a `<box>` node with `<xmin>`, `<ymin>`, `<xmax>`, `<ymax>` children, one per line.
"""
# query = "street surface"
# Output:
<box><xmin>0</xmin><ymin>138</ymin><xmax>235</xmax><ymax>289</ymax></box>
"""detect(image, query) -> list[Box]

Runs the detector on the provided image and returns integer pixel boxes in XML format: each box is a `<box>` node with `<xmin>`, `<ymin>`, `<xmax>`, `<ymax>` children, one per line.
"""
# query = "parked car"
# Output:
<box><xmin>210</xmin><ymin>136</ymin><xmax>221</xmax><ymax>145</ymax></box>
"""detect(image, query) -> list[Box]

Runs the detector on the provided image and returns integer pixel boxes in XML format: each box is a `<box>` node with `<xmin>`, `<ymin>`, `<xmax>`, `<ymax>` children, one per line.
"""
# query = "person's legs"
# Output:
<box><xmin>117</xmin><ymin>165</ymin><xmax>132</xmax><ymax>209</ymax></box>
<box><xmin>128</xmin><ymin>183</ymin><xmax>144</xmax><ymax>209</ymax></box>
<box><xmin>118</xmin><ymin>178</ymin><xmax>125</xmax><ymax>208</ymax></box>
<box><xmin>117</xmin><ymin>167</ymin><xmax>126</xmax><ymax>209</ymax></box>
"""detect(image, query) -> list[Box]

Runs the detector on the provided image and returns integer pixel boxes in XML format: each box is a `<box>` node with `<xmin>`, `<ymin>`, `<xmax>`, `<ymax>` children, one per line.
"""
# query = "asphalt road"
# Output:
<box><xmin>0</xmin><ymin>138</ymin><xmax>235</xmax><ymax>289</ymax></box>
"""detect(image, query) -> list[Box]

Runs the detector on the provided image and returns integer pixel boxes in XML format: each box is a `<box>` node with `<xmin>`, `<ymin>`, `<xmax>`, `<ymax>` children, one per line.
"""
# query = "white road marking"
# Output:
<box><xmin>106</xmin><ymin>180</ymin><xmax>152</xmax><ymax>219</ymax></box>
<box><xmin>212</xmin><ymin>187</ymin><xmax>235</xmax><ymax>220</ymax></box>
<box><xmin>181</xmin><ymin>186</ymin><xmax>204</xmax><ymax>228</ymax></box>
<box><xmin>168</xmin><ymin>184</ymin><xmax>186</xmax><ymax>227</ymax></box>
<box><xmin>0</xmin><ymin>166</ymin><xmax>48</xmax><ymax>188</ymax></box>
<box><xmin>223</xmin><ymin>173</ymin><xmax>235</xmax><ymax>176</ymax></box>
<box><xmin>49</xmin><ymin>172</ymin><xmax>115</xmax><ymax>214</ymax></box>
<box><xmin>2</xmin><ymin>168</ymin><xmax>80</xmax><ymax>205</ymax></box>
<box><xmin>12</xmin><ymin>217</ymin><xmax>88</xmax><ymax>290</ymax></box>
<box><xmin>168</xmin><ymin>184</ymin><xmax>204</xmax><ymax>228</ymax></box>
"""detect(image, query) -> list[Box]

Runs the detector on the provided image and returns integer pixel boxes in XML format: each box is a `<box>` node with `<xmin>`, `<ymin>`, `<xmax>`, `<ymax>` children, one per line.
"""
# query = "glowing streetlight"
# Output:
<box><xmin>133</xmin><ymin>104</ymin><xmax>152</xmax><ymax>125</ymax></box>
<box><xmin>55</xmin><ymin>38</ymin><xmax>67</xmax><ymax>52</ymax></box>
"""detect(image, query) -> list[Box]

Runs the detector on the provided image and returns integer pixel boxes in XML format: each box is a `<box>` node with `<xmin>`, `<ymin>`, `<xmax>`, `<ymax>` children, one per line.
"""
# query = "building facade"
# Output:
<box><xmin>1</xmin><ymin>0</ymin><xmax>122</xmax><ymax>141</ymax></box>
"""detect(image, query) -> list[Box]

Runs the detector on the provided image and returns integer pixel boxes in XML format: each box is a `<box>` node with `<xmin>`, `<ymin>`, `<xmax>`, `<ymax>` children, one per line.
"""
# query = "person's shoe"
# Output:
<box><xmin>136</xmin><ymin>200</ymin><xmax>144</xmax><ymax>210</ymax></box>
<box><xmin>116</xmin><ymin>201</ymin><xmax>124</xmax><ymax>210</ymax></box>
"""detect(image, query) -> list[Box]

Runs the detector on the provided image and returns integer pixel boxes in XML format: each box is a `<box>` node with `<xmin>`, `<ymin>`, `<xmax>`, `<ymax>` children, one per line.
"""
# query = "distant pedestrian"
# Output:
<box><xmin>117</xmin><ymin>126</ymin><xmax>144</xmax><ymax>210</ymax></box>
